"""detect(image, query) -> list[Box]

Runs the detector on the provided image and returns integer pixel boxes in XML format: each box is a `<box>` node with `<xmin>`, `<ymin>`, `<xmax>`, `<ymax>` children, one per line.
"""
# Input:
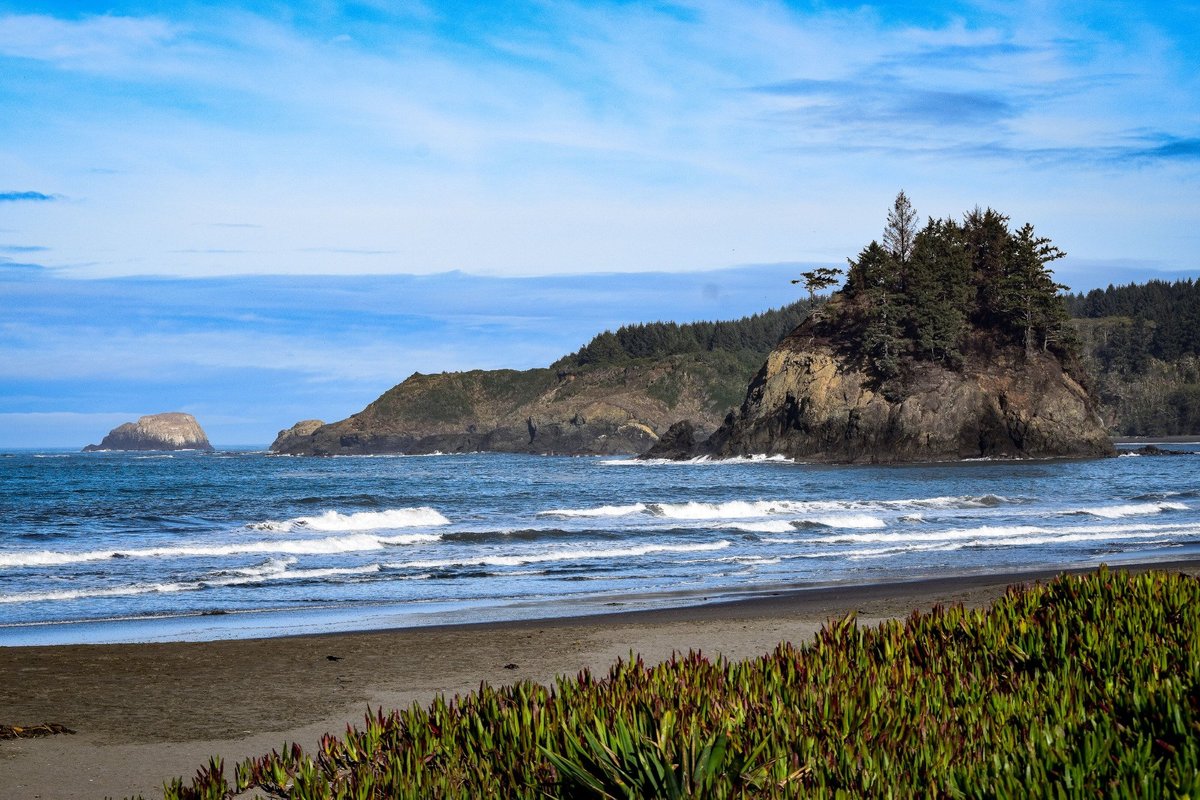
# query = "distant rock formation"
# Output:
<box><xmin>268</xmin><ymin>300</ymin><xmax>815</xmax><ymax>457</ymax></box>
<box><xmin>270</xmin><ymin>419</ymin><xmax>325</xmax><ymax>452</ymax></box>
<box><xmin>269</xmin><ymin>359</ymin><xmax>734</xmax><ymax>456</ymax></box>
<box><xmin>83</xmin><ymin>413</ymin><xmax>213</xmax><ymax>452</ymax></box>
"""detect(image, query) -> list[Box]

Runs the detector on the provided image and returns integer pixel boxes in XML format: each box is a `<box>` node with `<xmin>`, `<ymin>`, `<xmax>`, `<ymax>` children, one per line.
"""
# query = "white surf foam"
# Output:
<box><xmin>537</xmin><ymin>503</ymin><xmax>649</xmax><ymax>518</ymax></box>
<box><xmin>0</xmin><ymin>532</ymin><xmax>442</xmax><ymax>568</ymax></box>
<box><xmin>808</xmin><ymin>514</ymin><xmax>888</xmax><ymax>529</ymax></box>
<box><xmin>1070</xmin><ymin>502</ymin><xmax>1188</xmax><ymax>519</ymax></box>
<box><xmin>253</xmin><ymin>507</ymin><xmax>451</xmax><ymax>533</ymax></box>
<box><xmin>728</xmin><ymin>521</ymin><xmax>797</xmax><ymax>534</ymax></box>
<box><xmin>773</xmin><ymin>520</ymin><xmax>1200</xmax><ymax>548</ymax></box>
<box><xmin>601</xmin><ymin>454</ymin><xmax>794</xmax><ymax>466</ymax></box>
<box><xmin>0</xmin><ymin>561</ymin><xmax>386</xmax><ymax>604</ymax></box>
<box><xmin>541</xmin><ymin>494</ymin><xmax>1019</xmax><ymax>521</ymax></box>
<box><xmin>389</xmin><ymin>540</ymin><xmax>731</xmax><ymax>570</ymax></box>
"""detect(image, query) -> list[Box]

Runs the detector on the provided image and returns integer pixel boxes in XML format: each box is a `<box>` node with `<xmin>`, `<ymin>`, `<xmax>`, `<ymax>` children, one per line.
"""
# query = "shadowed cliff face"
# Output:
<box><xmin>647</xmin><ymin>319</ymin><xmax>1114</xmax><ymax>463</ymax></box>
<box><xmin>83</xmin><ymin>413</ymin><xmax>213</xmax><ymax>452</ymax></box>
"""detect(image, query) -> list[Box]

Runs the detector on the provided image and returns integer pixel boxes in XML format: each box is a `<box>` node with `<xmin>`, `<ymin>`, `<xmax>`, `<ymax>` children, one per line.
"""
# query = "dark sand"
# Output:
<box><xmin>3</xmin><ymin>561</ymin><xmax>1197</xmax><ymax>799</ymax></box>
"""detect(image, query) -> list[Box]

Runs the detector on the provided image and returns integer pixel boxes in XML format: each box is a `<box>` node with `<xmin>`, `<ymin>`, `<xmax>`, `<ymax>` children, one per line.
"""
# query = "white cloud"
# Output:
<box><xmin>0</xmin><ymin>13</ymin><xmax>178</xmax><ymax>70</ymax></box>
<box><xmin>0</xmin><ymin>1</ymin><xmax>1196</xmax><ymax>281</ymax></box>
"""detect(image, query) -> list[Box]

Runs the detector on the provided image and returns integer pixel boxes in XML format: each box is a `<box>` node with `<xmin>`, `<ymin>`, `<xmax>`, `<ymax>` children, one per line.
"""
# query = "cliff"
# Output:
<box><xmin>83</xmin><ymin>413</ymin><xmax>214</xmax><ymax>452</ymax></box>
<box><xmin>271</xmin><ymin>353</ymin><xmax>756</xmax><ymax>456</ymax></box>
<box><xmin>270</xmin><ymin>419</ymin><xmax>325</xmax><ymax>451</ymax></box>
<box><xmin>647</xmin><ymin>324</ymin><xmax>1114</xmax><ymax>462</ymax></box>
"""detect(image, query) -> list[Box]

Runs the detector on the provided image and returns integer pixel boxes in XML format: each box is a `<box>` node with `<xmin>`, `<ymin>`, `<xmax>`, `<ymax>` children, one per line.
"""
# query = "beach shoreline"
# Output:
<box><xmin>4</xmin><ymin>559</ymin><xmax>1199</xmax><ymax>800</ymax></box>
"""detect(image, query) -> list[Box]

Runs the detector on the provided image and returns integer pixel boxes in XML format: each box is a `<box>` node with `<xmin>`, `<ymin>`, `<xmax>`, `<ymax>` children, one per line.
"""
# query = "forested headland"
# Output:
<box><xmin>276</xmin><ymin>195</ymin><xmax>1200</xmax><ymax>456</ymax></box>
<box><xmin>558</xmin><ymin>193</ymin><xmax>1200</xmax><ymax>437</ymax></box>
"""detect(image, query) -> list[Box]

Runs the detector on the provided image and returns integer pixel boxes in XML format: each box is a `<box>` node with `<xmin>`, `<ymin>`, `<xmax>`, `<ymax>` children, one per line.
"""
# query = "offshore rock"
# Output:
<box><xmin>83</xmin><ymin>413</ymin><xmax>214</xmax><ymax>452</ymax></box>
<box><xmin>660</xmin><ymin>323</ymin><xmax>1114</xmax><ymax>463</ymax></box>
<box><xmin>641</xmin><ymin>420</ymin><xmax>700</xmax><ymax>460</ymax></box>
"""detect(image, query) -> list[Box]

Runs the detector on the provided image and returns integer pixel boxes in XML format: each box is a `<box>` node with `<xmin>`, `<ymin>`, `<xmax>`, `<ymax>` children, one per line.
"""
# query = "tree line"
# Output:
<box><xmin>1066</xmin><ymin>279</ymin><xmax>1200</xmax><ymax>368</ymax></box>
<box><xmin>559</xmin><ymin>300</ymin><xmax>816</xmax><ymax>368</ymax></box>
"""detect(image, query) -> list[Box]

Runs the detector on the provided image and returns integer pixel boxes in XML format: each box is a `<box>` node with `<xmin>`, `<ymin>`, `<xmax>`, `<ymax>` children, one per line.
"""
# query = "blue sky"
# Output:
<box><xmin>1</xmin><ymin>0</ymin><xmax>1197</xmax><ymax>446</ymax></box>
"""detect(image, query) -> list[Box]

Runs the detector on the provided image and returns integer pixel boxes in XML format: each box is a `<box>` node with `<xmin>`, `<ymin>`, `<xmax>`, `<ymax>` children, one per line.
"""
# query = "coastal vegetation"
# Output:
<box><xmin>837</xmin><ymin>192</ymin><xmax>1073</xmax><ymax>379</ymax></box>
<box><xmin>1067</xmin><ymin>279</ymin><xmax>1200</xmax><ymax>435</ymax></box>
<box><xmin>156</xmin><ymin>567</ymin><xmax>1199</xmax><ymax>799</ymax></box>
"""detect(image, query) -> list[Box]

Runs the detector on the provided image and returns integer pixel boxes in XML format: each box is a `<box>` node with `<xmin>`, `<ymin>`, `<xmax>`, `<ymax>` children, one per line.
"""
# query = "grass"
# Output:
<box><xmin>152</xmin><ymin>567</ymin><xmax>1199</xmax><ymax>799</ymax></box>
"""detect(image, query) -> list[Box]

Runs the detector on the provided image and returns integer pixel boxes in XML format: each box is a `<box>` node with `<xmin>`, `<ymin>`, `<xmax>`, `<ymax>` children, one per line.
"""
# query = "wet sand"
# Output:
<box><xmin>3</xmin><ymin>561</ymin><xmax>1197</xmax><ymax>799</ymax></box>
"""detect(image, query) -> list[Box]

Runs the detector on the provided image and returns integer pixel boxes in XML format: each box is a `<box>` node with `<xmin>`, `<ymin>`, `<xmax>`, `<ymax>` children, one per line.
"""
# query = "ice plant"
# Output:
<box><xmin>149</xmin><ymin>567</ymin><xmax>1200</xmax><ymax>799</ymax></box>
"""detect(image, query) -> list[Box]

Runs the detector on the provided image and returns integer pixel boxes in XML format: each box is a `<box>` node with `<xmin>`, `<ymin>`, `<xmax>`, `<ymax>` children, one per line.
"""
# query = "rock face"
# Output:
<box><xmin>84</xmin><ymin>413</ymin><xmax>213</xmax><ymax>452</ymax></box>
<box><xmin>663</xmin><ymin>327</ymin><xmax>1114</xmax><ymax>463</ymax></box>
<box><xmin>641</xmin><ymin>420</ymin><xmax>700</xmax><ymax>460</ymax></box>
<box><xmin>271</xmin><ymin>357</ymin><xmax>739</xmax><ymax>456</ymax></box>
<box><xmin>270</xmin><ymin>419</ymin><xmax>325</xmax><ymax>452</ymax></box>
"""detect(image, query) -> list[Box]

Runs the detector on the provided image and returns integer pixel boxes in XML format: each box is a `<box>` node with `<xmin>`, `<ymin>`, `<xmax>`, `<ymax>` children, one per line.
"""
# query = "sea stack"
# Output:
<box><xmin>83</xmin><ymin>413</ymin><xmax>214</xmax><ymax>452</ymax></box>
<box><xmin>658</xmin><ymin>329</ymin><xmax>1114</xmax><ymax>463</ymax></box>
<box><xmin>644</xmin><ymin>195</ymin><xmax>1115</xmax><ymax>463</ymax></box>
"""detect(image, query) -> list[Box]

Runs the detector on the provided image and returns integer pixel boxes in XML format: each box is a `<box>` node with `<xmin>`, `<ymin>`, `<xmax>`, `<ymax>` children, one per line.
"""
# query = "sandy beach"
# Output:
<box><xmin>3</xmin><ymin>561</ymin><xmax>1197</xmax><ymax>799</ymax></box>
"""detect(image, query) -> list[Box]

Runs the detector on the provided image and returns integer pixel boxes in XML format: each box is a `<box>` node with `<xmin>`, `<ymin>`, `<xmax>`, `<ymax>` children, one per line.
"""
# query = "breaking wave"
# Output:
<box><xmin>0</xmin><ymin>532</ymin><xmax>442</xmax><ymax>568</ymax></box>
<box><xmin>251</xmin><ymin>507</ymin><xmax>450</xmax><ymax>533</ymax></box>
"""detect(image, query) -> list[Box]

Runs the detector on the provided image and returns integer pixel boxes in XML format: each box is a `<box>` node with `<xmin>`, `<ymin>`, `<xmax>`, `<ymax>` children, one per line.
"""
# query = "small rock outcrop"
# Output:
<box><xmin>270</xmin><ymin>419</ymin><xmax>325</xmax><ymax>452</ymax></box>
<box><xmin>641</xmin><ymin>420</ymin><xmax>700</xmax><ymax>460</ymax></box>
<box><xmin>83</xmin><ymin>413</ymin><xmax>213</xmax><ymax>452</ymax></box>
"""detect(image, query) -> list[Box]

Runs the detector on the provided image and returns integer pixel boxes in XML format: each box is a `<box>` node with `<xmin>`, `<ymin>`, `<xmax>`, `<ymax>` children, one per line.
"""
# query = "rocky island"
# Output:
<box><xmin>83</xmin><ymin>412</ymin><xmax>214</xmax><ymax>452</ymax></box>
<box><xmin>646</xmin><ymin>195</ymin><xmax>1114</xmax><ymax>462</ymax></box>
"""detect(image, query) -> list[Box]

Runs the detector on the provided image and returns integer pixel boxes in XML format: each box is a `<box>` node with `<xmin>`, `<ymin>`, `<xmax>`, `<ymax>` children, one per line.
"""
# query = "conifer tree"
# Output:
<box><xmin>848</xmin><ymin>241</ymin><xmax>902</xmax><ymax>377</ymax></box>
<box><xmin>906</xmin><ymin>217</ymin><xmax>970</xmax><ymax>364</ymax></box>
<box><xmin>964</xmin><ymin>207</ymin><xmax>1012</xmax><ymax>327</ymax></box>
<box><xmin>882</xmin><ymin>190</ymin><xmax>919</xmax><ymax>270</ymax></box>
<box><xmin>1000</xmin><ymin>222</ymin><xmax>1068</xmax><ymax>355</ymax></box>
<box><xmin>793</xmin><ymin>267</ymin><xmax>842</xmax><ymax>303</ymax></box>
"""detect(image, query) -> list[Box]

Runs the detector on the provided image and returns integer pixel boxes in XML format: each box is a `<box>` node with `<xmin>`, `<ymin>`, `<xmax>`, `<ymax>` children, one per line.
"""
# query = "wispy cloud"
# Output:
<box><xmin>0</xmin><ymin>13</ymin><xmax>177</xmax><ymax>72</ymax></box>
<box><xmin>0</xmin><ymin>191</ymin><xmax>58</xmax><ymax>202</ymax></box>
<box><xmin>1134</xmin><ymin>137</ymin><xmax>1200</xmax><ymax>161</ymax></box>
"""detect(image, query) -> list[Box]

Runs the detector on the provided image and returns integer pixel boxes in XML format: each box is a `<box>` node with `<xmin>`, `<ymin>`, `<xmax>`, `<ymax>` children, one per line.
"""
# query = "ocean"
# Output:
<box><xmin>2</xmin><ymin>446</ymin><xmax>1198</xmax><ymax>646</ymax></box>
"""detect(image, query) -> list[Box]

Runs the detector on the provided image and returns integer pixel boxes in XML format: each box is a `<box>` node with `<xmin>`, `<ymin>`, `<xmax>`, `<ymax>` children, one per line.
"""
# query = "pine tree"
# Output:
<box><xmin>793</xmin><ymin>267</ymin><xmax>842</xmax><ymax>303</ymax></box>
<box><xmin>883</xmin><ymin>190</ymin><xmax>919</xmax><ymax>297</ymax></box>
<box><xmin>964</xmin><ymin>207</ymin><xmax>1012</xmax><ymax>328</ymax></box>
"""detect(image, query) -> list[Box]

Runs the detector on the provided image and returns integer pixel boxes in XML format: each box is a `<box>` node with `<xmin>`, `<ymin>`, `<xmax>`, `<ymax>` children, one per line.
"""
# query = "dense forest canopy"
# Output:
<box><xmin>839</xmin><ymin>192</ymin><xmax>1072</xmax><ymax>377</ymax></box>
<box><xmin>1066</xmin><ymin>279</ymin><xmax>1200</xmax><ymax>366</ymax></box>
